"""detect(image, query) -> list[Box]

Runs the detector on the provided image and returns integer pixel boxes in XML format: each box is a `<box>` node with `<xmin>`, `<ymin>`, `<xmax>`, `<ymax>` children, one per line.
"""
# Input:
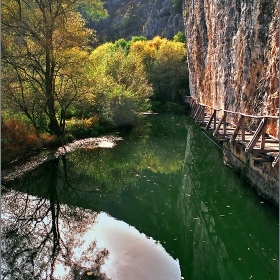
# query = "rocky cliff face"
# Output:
<box><xmin>183</xmin><ymin>0</ymin><xmax>279</xmax><ymax>137</ymax></box>
<box><xmin>90</xmin><ymin>0</ymin><xmax>184</xmax><ymax>42</ymax></box>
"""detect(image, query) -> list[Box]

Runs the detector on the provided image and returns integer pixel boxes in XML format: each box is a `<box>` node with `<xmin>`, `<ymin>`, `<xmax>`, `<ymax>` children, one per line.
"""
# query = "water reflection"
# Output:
<box><xmin>2</xmin><ymin>114</ymin><xmax>278</xmax><ymax>280</ymax></box>
<box><xmin>2</xmin><ymin>114</ymin><xmax>185</xmax><ymax>279</ymax></box>
<box><xmin>2</xmin><ymin>166</ymin><xmax>181</xmax><ymax>280</ymax></box>
<box><xmin>84</xmin><ymin>212</ymin><xmax>181</xmax><ymax>280</ymax></box>
<box><xmin>1</xmin><ymin>158</ymin><xmax>109</xmax><ymax>279</ymax></box>
<box><xmin>178</xmin><ymin>120</ymin><xmax>279</xmax><ymax>279</ymax></box>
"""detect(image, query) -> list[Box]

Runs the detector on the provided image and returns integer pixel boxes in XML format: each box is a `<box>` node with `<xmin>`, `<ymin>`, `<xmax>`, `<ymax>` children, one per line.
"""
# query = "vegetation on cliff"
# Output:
<box><xmin>88</xmin><ymin>0</ymin><xmax>184</xmax><ymax>43</ymax></box>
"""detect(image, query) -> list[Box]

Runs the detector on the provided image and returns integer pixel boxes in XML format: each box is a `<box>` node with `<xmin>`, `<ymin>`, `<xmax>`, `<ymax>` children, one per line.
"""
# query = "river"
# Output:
<box><xmin>1</xmin><ymin>114</ymin><xmax>279</xmax><ymax>279</ymax></box>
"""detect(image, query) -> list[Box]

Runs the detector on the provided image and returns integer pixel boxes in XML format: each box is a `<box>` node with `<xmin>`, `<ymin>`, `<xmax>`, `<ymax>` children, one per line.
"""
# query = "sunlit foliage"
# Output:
<box><xmin>173</xmin><ymin>31</ymin><xmax>186</xmax><ymax>43</ymax></box>
<box><xmin>2</xmin><ymin>1</ymin><xmax>188</xmax><ymax>163</ymax></box>
<box><xmin>88</xmin><ymin>45</ymin><xmax>153</xmax><ymax>126</ymax></box>
<box><xmin>130</xmin><ymin>36</ymin><xmax>188</xmax><ymax>103</ymax></box>
<box><xmin>1</xmin><ymin>0</ymin><xmax>107</xmax><ymax>136</ymax></box>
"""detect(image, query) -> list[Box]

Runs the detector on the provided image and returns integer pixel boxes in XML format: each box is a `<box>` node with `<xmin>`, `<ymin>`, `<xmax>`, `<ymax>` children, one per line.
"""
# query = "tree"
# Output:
<box><xmin>88</xmin><ymin>44</ymin><xmax>153</xmax><ymax>126</ymax></box>
<box><xmin>1</xmin><ymin>0</ymin><xmax>107</xmax><ymax>136</ymax></box>
<box><xmin>130</xmin><ymin>36</ymin><xmax>188</xmax><ymax>103</ymax></box>
<box><xmin>173</xmin><ymin>31</ymin><xmax>186</xmax><ymax>43</ymax></box>
<box><xmin>150</xmin><ymin>39</ymin><xmax>188</xmax><ymax>102</ymax></box>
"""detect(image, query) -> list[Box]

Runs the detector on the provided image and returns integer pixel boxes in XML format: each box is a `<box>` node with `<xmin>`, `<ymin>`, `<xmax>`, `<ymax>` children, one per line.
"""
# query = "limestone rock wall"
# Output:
<box><xmin>183</xmin><ymin>0</ymin><xmax>279</xmax><ymax>137</ymax></box>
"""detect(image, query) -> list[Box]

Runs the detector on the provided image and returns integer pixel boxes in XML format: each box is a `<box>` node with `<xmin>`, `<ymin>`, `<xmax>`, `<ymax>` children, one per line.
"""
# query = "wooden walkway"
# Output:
<box><xmin>185</xmin><ymin>96</ymin><xmax>279</xmax><ymax>168</ymax></box>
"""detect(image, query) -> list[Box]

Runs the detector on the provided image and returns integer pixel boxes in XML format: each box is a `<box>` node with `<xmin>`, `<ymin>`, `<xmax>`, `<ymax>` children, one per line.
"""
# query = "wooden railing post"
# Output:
<box><xmin>191</xmin><ymin>102</ymin><xmax>198</xmax><ymax>117</ymax></box>
<box><xmin>214</xmin><ymin>110</ymin><xmax>217</xmax><ymax>129</ymax></box>
<box><xmin>194</xmin><ymin>105</ymin><xmax>204</xmax><ymax>123</ymax></box>
<box><xmin>222</xmin><ymin>115</ymin><xmax>227</xmax><ymax>135</ymax></box>
<box><xmin>213</xmin><ymin>112</ymin><xmax>227</xmax><ymax>137</ymax></box>
<box><xmin>260</xmin><ymin>130</ymin><xmax>266</xmax><ymax>150</ymax></box>
<box><xmin>193</xmin><ymin>104</ymin><xmax>201</xmax><ymax>120</ymax></box>
<box><xmin>201</xmin><ymin>106</ymin><xmax>205</xmax><ymax>123</ymax></box>
<box><xmin>205</xmin><ymin>110</ymin><xmax>216</xmax><ymax>130</ymax></box>
<box><xmin>245</xmin><ymin>118</ymin><xmax>268</xmax><ymax>153</ymax></box>
<box><xmin>230</xmin><ymin>115</ymin><xmax>245</xmax><ymax>143</ymax></box>
<box><xmin>241</xmin><ymin>119</ymin><xmax>245</xmax><ymax>141</ymax></box>
<box><xmin>193</xmin><ymin>103</ymin><xmax>201</xmax><ymax>118</ymax></box>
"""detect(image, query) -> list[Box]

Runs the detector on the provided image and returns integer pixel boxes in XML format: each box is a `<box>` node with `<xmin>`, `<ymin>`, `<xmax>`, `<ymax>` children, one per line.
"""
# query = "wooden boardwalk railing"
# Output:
<box><xmin>185</xmin><ymin>96</ymin><xmax>279</xmax><ymax>168</ymax></box>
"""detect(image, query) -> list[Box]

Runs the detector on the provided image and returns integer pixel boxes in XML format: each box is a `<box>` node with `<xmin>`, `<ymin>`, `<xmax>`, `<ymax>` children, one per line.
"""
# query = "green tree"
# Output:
<box><xmin>1</xmin><ymin>0</ymin><xmax>107</xmax><ymax>136</ymax></box>
<box><xmin>89</xmin><ymin>45</ymin><xmax>153</xmax><ymax>126</ymax></box>
<box><xmin>130</xmin><ymin>36</ymin><xmax>188</xmax><ymax>103</ymax></box>
<box><xmin>173</xmin><ymin>31</ymin><xmax>186</xmax><ymax>43</ymax></box>
<box><xmin>150</xmin><ymin>39</ymin><xmax>188</xmax><ymax>102</ymax></box>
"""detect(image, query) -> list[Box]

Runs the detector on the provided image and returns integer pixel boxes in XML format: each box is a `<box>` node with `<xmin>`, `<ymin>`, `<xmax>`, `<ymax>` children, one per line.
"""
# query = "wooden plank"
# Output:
<box><xmin>205</xmin><ymin>110</ymin><xmax>216</xmax><ymax>130</ymax></box>
<box><xmin>230</xmin><ymin>115</ymin><xmax>245</xmax><ymax>143</ymax></box>
<box><xmin>264</xmin><ymin>139</ymin><xmax>279</xmax><ymax>143</ymax></box>
<box><xmin>245</xmin><ymin>118</ymin><xmax>268</xmax><ymax>153</ymax></box>
<box><xmin>213</xmin><ymin>112</ymin><xmax>227</xmax><ymax>137</ymax></box>
<box><xmin>252</xmin><ymin>148</ymin><xmax>279</xmax><ymax>153</ymax></box>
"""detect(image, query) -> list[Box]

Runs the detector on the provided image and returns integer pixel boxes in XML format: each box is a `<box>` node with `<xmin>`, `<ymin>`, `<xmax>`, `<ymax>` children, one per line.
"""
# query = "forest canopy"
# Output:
<box><xmin>1</xmin><ymin>0</ymin><xmax>188</xmax><ymax>164</ymax></box>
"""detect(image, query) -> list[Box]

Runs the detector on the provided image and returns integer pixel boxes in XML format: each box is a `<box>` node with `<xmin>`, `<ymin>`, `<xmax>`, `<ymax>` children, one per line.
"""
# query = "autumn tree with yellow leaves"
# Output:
<box><xmin>2</xmin><ymin>0</ymin><xmax>107</xmax><ymax>136</ymax></box>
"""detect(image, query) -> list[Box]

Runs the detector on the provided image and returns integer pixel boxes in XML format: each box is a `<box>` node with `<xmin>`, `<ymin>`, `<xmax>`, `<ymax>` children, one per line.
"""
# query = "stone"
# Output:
<box><xmin>183</xmin><ymin>0</ymin><xmax>279</xmax><ymax>137</ymax></box>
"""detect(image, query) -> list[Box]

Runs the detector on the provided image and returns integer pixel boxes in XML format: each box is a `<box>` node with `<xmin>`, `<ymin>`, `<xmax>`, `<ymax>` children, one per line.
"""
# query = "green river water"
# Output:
<box><xmin>1</xmin><ymin>114</ymin><xmax>279</xmax><ymax>279</ymax></box>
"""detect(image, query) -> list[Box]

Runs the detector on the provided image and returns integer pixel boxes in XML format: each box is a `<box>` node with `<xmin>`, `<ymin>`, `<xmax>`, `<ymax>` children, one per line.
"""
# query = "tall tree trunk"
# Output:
<box><xmin>45</xmin><ymin>31</ymin><xmax>60</xmax><ymax>136</ymax></box>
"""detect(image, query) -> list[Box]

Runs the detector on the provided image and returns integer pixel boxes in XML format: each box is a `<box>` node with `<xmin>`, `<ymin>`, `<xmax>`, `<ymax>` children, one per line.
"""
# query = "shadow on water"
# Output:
<box><xmin>1</xmin><ymin>114</ymin><xmax>279</xmax><ymax>280</ymax></box>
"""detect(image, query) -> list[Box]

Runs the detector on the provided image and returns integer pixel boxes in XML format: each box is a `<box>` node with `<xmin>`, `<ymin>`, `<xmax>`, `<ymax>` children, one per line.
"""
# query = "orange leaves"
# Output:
<box><xmin>1</xmin><ymin>118</ymin><xmax>42</xmax><ymax>164</ymax></box>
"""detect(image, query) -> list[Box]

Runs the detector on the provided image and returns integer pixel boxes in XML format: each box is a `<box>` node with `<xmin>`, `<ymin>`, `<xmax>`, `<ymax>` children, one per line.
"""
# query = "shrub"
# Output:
<box><xmin>1</xmin><ymin>118</ymin><xmax>42</xmax><ymax>164</ymax></box>
<box><xmin>65</xmin><ymin>116</ymin><xmax>101</xmax><ymax>139</ymax></box>
<box><xmin>173</xmin><ymin>31</ymin><xmax>186</xmax><ymax>43</ymax></box>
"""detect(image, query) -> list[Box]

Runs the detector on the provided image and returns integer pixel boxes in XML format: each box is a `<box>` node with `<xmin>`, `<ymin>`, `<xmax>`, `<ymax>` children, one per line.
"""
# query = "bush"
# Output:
<box><xmin>173</xmin><ymin>31</ymin><xmax>186</xmax><ymax>43</ymax></box>
<box><xmin>65</xmin><ymin>116</ymin><xmax>101</xmax><ymax>139</ymax></box>
<box><xmin>1</xmin><ymin>118</ymin><xmax>42</xmax><ymax>164</ymax></box>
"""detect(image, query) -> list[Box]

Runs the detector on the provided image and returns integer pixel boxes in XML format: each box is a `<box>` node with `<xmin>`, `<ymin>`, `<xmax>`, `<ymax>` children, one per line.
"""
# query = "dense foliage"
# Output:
<box><xmin>1</xmin><ymin>1</ymin><xmax>188</xmax><ymax>164</ymax></box>
<box><xmin>2</xmin><ymin>0</ymin><xmax>108</xmax><ymax>136</ymax></box>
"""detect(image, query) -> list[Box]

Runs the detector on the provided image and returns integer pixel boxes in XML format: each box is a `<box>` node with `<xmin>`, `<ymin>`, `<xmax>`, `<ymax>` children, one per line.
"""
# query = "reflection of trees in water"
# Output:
<box><xmin>1</xmin><ymin>114</ymin><xmax>189</xmax><ymax>279</ymax></box>
<box><xmin>1</xmin><ymin>157</ymin><xmax>110</xmax><ymax>280</ymax></box>
<box><xmin>67</xmin><ymin>115</ymin><xmax>188</xmax><ymax>198</ymax></box>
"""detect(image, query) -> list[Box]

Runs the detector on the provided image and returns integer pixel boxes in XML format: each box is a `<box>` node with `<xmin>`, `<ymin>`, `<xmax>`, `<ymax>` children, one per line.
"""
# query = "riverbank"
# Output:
<box><xmin>1</xmin><ymin>135</ymin><xmax>122</xmax><ymax>182</ymax></box>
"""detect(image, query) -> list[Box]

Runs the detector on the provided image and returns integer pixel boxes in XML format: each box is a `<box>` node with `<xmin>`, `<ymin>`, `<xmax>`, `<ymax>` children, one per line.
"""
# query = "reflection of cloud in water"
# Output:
<box><xmin>54</xmin><ymin>212</ymin><xmax>182</xmax><ymax>279</ymax></box>
<box><xmin>81</xmin><ymin>212</ymin><xmax>181</xmax><ymax>280</ymax></box>
<box><xmin>2</xmin><ymin>191</ymin><xmax>180</xmax><ymax>280</ymax></box>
